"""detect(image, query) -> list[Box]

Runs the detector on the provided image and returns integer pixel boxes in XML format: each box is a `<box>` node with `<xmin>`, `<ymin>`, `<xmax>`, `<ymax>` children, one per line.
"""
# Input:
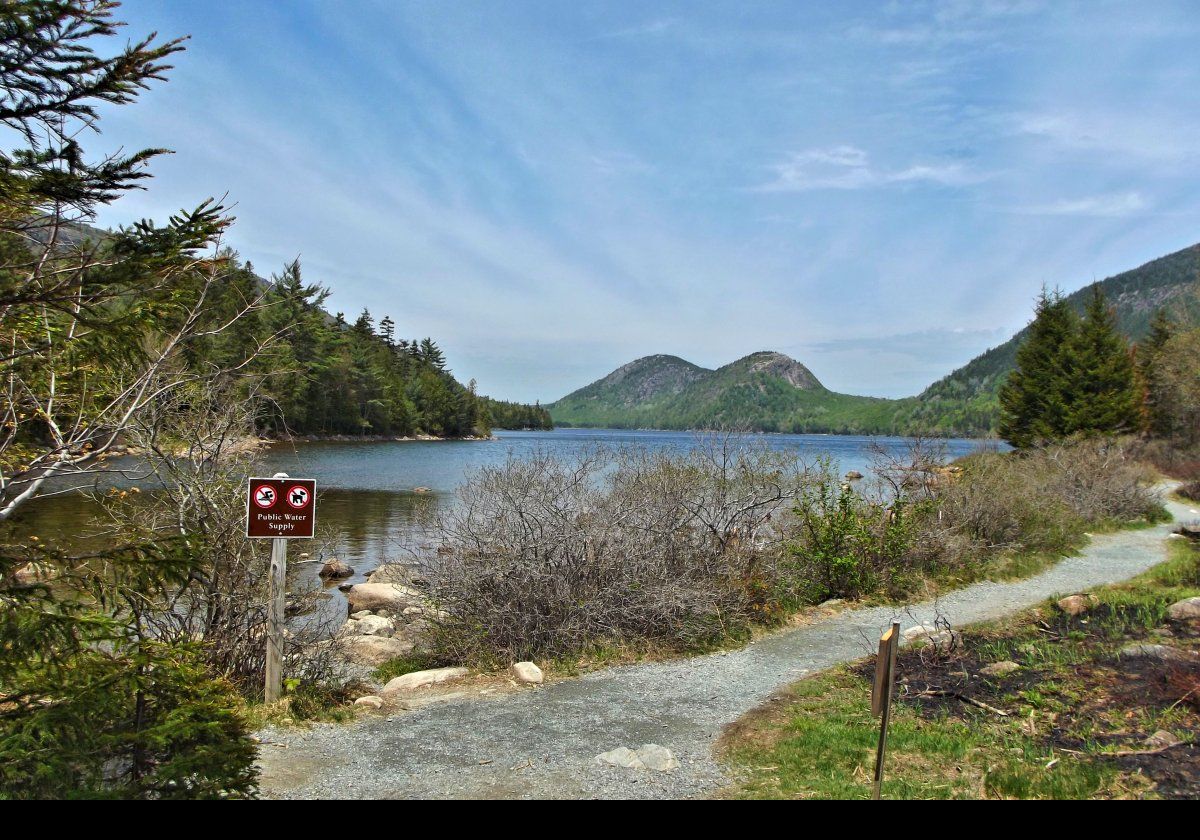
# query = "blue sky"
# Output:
<box><xmin>91</xmin><ymin>1</ymin><xmax>1200</xmax><ymax>402</ymax></box>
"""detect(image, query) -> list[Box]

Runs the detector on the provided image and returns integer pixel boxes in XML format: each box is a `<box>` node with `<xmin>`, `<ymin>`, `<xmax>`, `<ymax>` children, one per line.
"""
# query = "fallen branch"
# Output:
<box><xmin>915</xmin><ymin>689</ymin><xmax>1011</xmax><ymax>717</ymax></box>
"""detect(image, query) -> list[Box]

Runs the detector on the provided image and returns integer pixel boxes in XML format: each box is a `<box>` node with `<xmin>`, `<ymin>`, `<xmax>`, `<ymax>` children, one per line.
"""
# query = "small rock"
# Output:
<box><xmin>903</xmin><ymin>624</ymin><xmax>953</xmax><ymax>645</ymax></box>
<box><xmin>844</xmin><ymin>470</ymin><xmax>864</xmax><ymax>481</ymax></box>
<box><xmin>12</xmin><ymin>562</ymin><xmax>55</xmax><ymax>585</ymax></box>
<box><xmin>355</xmin><ymin>615</ymin><xmax>395</xmax><ymax>637</ymax></box>
<box><xmin>319</xmin><ymin>559</ymin><xmax>354</xmax><ymax>579</ymax></box>
<box><xmin>339</xmin><ymin>635</ymin><xmax>416</xmax><ymax>666</ymax></box>
<box><xmin>902</xmin><ymin>623</ymin><xmax>938</xmax><ymax>641</ymax></box>
<box><xmin>380</xmin><ymin>667</ymin><xmax>469</xmax><ymax>695</ymax></box>
<box><xmin>1168</xmin><ymin>597</ymin><xmax>1200</xmax><ymax>621</ymax></box>
<box><xmin>636</xmin><ymin>744</ymin><xmax>680</xmax><ymax>771</ymax></box>
<box><xmin>595</xmin><ymin>747</ymin><xmax>645</xmax><ymax>769</ymax></box>
<box><xmin>511</xmin><ymin>661</ymin><xmax>544</xmax><ymax>684</ymax></box>
<box><xmin>1119</xmin><ymin>643</ymin><xmax>1197</xmax><ymax>663</ymax></box>
<box><xmin>354</xmin><ymin>695</ymin><xmax>384</xmax><ymax>709</ymax></box>
<box><xmin>350</xmin><ymin>610</ymin><xmax>374</xmax><ymax>620</ymax></box>
<box><xmin>981</xmin><ymin>661</ymin><xmax>1021</xmax><ymax>678</ymax></box>
<box><xmin>1057</xmin><ymin>594</ymin><xmax>1091</xmax><ymax>616</ymax></box>
<box><xmin>595</xmin><ymin>744</ymin><xmax>680</xmax><ymax>771</ymax></box>
<box><xmin>1145</xmin><ymin>730</ymin><xmax>1183</xmax><ymax>749</ymax></box>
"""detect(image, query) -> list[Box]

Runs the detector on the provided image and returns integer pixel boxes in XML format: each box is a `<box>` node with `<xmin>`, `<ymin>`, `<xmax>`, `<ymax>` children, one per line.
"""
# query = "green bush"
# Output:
<box><xmin>1</xmin><ymin>541</ymin><xmax>259</xmax><ymax>800</ymax></box>
<box><xmin>784</xmin><ymin>474</ymin><xmax>931</xmax><ymax>602</ymax></box>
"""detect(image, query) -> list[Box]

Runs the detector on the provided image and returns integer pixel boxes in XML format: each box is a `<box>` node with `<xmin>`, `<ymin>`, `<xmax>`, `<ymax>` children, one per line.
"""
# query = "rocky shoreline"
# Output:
<box><xmin>321</xmin><ymin>563</ymin><xmax>547</xmax><ymax>712</ymax></box>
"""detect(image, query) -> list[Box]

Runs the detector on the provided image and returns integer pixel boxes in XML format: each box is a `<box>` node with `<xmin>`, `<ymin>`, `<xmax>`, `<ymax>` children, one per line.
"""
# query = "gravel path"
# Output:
<box><xmin>257</xmin><ymin>493</ymin><xmax>1197</xmax><ymax>800</ymax></box>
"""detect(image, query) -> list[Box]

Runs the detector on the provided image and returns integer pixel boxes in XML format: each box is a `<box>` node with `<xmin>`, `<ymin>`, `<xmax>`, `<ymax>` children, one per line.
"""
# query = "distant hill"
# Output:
<box><xmin>548</xmin><ymin>242</ymin><xmax>1200</xmax><ymax>436</ymax></box>
<box><xmin>548</xmin><ymin>351</ymin><xmax>896</xmax><ymax>433</ymax></box>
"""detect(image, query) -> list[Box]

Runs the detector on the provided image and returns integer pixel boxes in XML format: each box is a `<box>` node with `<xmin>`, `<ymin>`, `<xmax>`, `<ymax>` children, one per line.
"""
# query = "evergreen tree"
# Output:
<box><xmin>998</xmin><ymin>289</ymin><xmax>1078</xmax><ymax>447</ymax></box>
<box><xmin>352</xmin><ymin>308</ymin><xmax>374</xmax><ymax>336</ymax></box>
<box><xmin>0</xmin><ymin>0</ymin><xmax>258</xmax><ymax>798</ymax></box>
<box><xmin>419</xmin><ymin>337</ymin><xmax>446</xmax><ymax>371</ymax></box>
<box><xmin>378</xmin><ymin>315</ymin><xmax>395</xmax><ymax>348</ymax></box>
<box><xmin>1065</xmin><ymin>286</ymin><xmax>1140</xmax><ymax>435</ymax></box>
<box><xmin>1137</xmin><ymin>309</ymin><xmax>1175</xmax><ymax>436</ymax></box>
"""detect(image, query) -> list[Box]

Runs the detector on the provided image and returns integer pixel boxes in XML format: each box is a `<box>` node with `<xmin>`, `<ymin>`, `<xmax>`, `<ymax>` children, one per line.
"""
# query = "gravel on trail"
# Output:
<box><xmin>257</xmin><ymin>492</ymin><xmax>1197</xmax><ymax>800</ymax></box>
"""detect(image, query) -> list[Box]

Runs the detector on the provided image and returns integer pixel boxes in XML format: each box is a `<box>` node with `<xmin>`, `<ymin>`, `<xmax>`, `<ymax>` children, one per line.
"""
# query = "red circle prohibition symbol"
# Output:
<box><xmin>253</xmin><ymin>485</ymin><xmax>277</xmax><ymax>509</ymax></box>
<box><xmin>286</xmin><ymin>485</ymin><xmax>310</xmax><ymax>509</ymax></box>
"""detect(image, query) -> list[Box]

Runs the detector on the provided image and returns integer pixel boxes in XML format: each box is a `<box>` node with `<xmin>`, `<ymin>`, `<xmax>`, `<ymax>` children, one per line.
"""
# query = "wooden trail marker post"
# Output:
<box><xmin>871</xmin><ymin>620</ymin><xmax>901</xmax><ymax>800</ymax></box>
<box><xmin>247</xmin><ymin>473</ymin><xmax>317</xmax><ymax>702</ymax></box>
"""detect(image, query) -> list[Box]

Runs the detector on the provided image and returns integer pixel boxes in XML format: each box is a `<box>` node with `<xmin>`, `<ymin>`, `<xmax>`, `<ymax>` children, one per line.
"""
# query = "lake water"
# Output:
<box><xmin>8</xmin><ymin>429</ymin><xmax>999</xmax><ymax>620</ymax></box>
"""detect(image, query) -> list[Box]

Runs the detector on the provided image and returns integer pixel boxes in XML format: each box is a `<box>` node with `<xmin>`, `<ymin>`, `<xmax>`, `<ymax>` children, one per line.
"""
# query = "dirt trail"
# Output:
<box><xmin>257</xmin><ymin>493</ymin><xmax>1197</xmax><ymax>799</ymax></box>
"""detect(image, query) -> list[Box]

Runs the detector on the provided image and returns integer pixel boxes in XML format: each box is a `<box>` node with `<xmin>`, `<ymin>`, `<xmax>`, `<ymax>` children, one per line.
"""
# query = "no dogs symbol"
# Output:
<box><xmin>286</xmin><ymin>485</ymin><xmax>310</xmax><ymax>508</ymax></box>
<box><xmin>254</xmin><ymin>485</ymin><xmax>277</xmax><ymax>508</ymax></box>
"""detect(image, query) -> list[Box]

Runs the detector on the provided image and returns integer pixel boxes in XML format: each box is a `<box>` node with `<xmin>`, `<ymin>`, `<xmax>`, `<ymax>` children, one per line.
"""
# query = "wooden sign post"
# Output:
<box><xmin>247</xmin><ymin>473</ymin><xmax>317</xmax><ymax>703</ymax></box>
<box><xmin>871</xmin><ymin>621</ymin><xmax>901</xmax><ymax>800</ymax></box>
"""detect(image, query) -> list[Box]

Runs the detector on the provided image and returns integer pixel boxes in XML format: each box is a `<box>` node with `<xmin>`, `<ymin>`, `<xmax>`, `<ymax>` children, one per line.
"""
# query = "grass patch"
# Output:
<box><xmin>720</xmin><ymin>540</ymin><xmax>1200</xmax><ymax>799</ymax></box>
<box><xmin>242</xmin><ymin>680</ymin><xmax>363</xmax><ymax>729</ymax></box>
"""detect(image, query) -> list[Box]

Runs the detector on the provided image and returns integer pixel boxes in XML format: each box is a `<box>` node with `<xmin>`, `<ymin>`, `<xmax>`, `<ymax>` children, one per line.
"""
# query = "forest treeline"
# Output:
<box><xmin>197</xmin><ymin>258</ymin><xmax>551</xmax><ymax>438</ymax></box>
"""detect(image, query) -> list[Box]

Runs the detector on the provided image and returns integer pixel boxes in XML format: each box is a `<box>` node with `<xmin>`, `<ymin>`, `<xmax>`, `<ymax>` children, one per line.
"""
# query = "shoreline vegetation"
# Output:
<box><xmin>345</xmin><ymin>436</ymin><xmax>1168</xmax><ymax>677</ymax></box>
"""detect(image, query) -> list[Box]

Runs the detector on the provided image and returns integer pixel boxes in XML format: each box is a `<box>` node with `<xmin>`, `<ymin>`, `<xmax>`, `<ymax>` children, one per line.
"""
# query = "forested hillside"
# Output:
<box><xmin>68</xmin><ymin>240</ymin><xmax>552</xmax><ymax>438</ymax></box>
<box><xmin>225</xmin><ymin>259</ymin><xmax>553</xmax><ymax>437</ymax></box>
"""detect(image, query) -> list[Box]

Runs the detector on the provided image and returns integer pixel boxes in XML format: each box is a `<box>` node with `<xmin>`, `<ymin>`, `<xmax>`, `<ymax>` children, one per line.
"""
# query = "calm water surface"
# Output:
<box><xmin>10</xmin><ymin>429</ymin><xmax>1000</xmax><ymax>618</ymax></box>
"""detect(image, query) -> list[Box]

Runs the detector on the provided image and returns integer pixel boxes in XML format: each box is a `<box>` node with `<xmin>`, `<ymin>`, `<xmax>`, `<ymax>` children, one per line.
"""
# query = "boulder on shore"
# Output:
<box><xmin>346</xmin><ymin>582</ymin><xmax>424</xmax><ymax>614</ymax></box>
<box><xmin>354</xmin><ymin>615</ymin><xmax>396</xmax><ymax>637</ymax></box>
<box><xmin>318</xmin><ymin>559</ymin><xmax>354</xmax><ymax>579</ymax></box>
<box><xmin>380</xmin><ymin>667</ymin><xmax>469</xmax><ymax>695</ymax></box>
<box><xmin>339</xmin><ymin>635</ymin><xmax>415</xmax><ymax>667</ymax></box>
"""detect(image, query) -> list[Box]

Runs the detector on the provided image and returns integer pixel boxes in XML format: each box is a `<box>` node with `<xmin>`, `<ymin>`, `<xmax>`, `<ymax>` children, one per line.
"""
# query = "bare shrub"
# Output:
<box><xmin>936</xmin><ymin>437</ymin><xmax>1162</xmax><ymax>556</ymax></box>
<box><xmin>421</xmin><ymin>436</ymin><xmax>815</xmax><ymax>664</ymax></box>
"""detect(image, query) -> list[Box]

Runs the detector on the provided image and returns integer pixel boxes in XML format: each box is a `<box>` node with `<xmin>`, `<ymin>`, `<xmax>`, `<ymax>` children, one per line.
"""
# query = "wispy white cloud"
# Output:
<box><xmin>599</xmin><ymin>18</ymin><xmax>679</xmax><ymax>40</ymax></box>
<box><xmin>755</xmin><ymin>146</ymin><xmax>981</xmax><ymax>192</ymax></box>
<box><xmin>1017</xmin><ymin>191</ymin><xmax>1147</xmax><ymax>218</ymax></box>
<box><xmin>1013</xmin><ymin>111</ymin><xmax>1200</xmax><ymax>163</ymax></box>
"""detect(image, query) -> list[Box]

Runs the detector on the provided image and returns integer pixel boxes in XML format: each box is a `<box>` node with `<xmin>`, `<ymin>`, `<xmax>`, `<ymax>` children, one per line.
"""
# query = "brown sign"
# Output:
<box><xmin>246</xmin><ymin>477</ymin><xmax>316</xmax><ymax>539</ymax></box>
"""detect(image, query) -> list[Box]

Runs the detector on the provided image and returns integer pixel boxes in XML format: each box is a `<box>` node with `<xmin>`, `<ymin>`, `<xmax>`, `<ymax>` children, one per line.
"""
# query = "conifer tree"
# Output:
<box><xmin>1065</xmin><ymin>286</ymin><xmax>1140</xmax><ymax>435</ymax></box>
<box><xmin>0</xmin><ymin>0</ymin><xmax>258</xmax><ymax>798</ymax></box>
<box><xmin>378</xmin><ymin>314</ymin><xmax>395</xmax><ymax>348</ymax></box>
<box><xmin>998</xmin><ymin>289</ymin><xmax>1078</xmax><ymax>447</ymax></box>
<box><xmin>420</xmin><ymin>337</ymin><xmax>446</xmax><ymax>371</ymax></box>
<box><xmin>1137</xmin><ymin>309</ymin><xmax>1175</xmax><ymax>436</ymax></box>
